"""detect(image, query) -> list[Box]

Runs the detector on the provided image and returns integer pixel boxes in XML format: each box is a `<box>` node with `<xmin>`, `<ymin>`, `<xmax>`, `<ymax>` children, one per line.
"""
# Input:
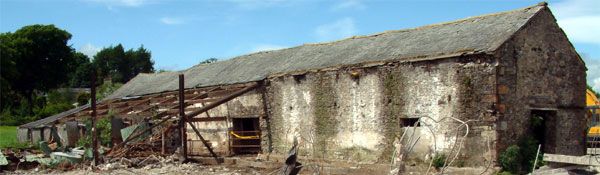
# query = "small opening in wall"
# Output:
<box><xmin>400</xmin><ymin>118</ymin><xmax>421</xmax><ymax>127</ymax></box>
<box><xmin>293</xmin><ymin>74</ymin><xmax>306</xmax><ymax>83</ymax></box>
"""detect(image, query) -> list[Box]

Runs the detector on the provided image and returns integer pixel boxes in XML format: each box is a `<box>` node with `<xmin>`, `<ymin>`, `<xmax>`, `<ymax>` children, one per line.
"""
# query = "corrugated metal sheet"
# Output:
<box><xmin>19</xmin><ymin>104</ymin><xmax>90</xmax><ymax>129</ymax></box>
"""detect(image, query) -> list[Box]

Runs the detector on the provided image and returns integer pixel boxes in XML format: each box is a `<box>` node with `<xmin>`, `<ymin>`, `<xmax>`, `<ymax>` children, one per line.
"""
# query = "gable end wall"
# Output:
<box><xmin>494</xmin><ymin>6</ymin><xmax>586</xmax><ymax>156</ymax></box>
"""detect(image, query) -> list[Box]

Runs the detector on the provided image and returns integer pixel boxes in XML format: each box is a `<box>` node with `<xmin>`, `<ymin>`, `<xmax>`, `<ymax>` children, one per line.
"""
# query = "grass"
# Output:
<box><xmin>0</xmin><ymin>126</ymin><xmax>19</xmax><ymax>148</ymax></box>
<box><xmin>0</xmin><ymin>126</ymin><xmax>36</xmax><ymax>149</ymax></box>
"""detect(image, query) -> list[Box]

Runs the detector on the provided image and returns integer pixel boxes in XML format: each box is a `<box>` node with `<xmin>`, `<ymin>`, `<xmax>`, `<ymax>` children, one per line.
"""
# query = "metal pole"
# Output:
<box><xmin>90</xmin><ymin>71</ymin><xmax>99</xmax><ymax>166</ymax></box>
<box><xmin>532</xmin><ymin>144</ymin><xmax>542</xmax><ymax>173</ymax></box>
<box><xmin>179</xmin><ymin>74</ymin><xmax>188</xmax><ymax>161</ymax></box>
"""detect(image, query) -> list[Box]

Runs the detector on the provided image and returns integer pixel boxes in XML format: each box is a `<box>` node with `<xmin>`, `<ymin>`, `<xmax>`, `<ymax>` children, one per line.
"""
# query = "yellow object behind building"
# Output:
<box><xmin>230</xmin><ymin>131</ymin><xmax>259</xmax><ymax>139</ymax></box>
<box><xmin>587</xmin><ymin>89</ymin><xmax>600</xmax><ymax>135</ymax></box>
<box><xmin>588</xmin><ymin>89</ymin><xmax>600</xmax><ymax>107</ymax></box>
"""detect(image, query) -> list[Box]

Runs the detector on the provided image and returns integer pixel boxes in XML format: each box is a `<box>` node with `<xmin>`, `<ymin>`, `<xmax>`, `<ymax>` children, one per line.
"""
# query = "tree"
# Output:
<box><xmin>199</xmin><ymin>58</ymin><xmax>218</xmax><ymax>64</ymax></box>
<box><xmin>68</xmin><ymin>52</ymin><xmax>92</xmax><ymax>88</ymax></box>
<box><xmin>93</xmin><ymin>44</ymin><xmax>154</xmax><ymax>83</ymax></box>
<box><xmin>0</xmin><ymin>24</ymin><xmax>76</xmax><ymax>111</ymax></box>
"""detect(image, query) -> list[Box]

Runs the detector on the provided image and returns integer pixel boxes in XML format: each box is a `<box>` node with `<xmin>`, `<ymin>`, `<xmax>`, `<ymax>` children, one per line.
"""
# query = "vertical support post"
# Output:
<box><xmin>90</xmin><ymin>71</ymin><xmax>99</xmax><ymax>166</ymax></box>
<box><xmin>179</xmin><ymin>74</ymin><xmax>188</xmax><ymax>161</ymax></box>
<box><xmin>162</xmin><ymin>131</ymin><xmax>165</xmax><ymax>155</ymax></box>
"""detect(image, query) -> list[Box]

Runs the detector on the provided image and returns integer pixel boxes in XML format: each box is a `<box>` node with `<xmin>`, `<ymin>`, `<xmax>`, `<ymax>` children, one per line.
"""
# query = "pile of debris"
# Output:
<box><xmin>107</xmin><ymin>124</ymin><xmax>173</xmax><ymax>158</ymax></box>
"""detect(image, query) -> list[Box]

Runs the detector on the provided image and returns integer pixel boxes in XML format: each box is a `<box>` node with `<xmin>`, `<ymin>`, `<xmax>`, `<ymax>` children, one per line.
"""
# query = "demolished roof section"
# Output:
<box><xmin>19</xmin><ymin>104</ymin><xmax>91</xmax><ymax>129</ymax></box>
<box><xmin>105</xmin><ymin>4</ymin><xmax>545</xmax><ymax>100</ymax></box>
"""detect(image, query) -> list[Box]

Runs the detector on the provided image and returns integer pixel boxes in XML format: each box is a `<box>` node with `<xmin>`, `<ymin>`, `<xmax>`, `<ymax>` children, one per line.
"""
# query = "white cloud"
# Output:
<box><xmin>250</xmin><ymin>44</ymin><xmax>287</xmax><ymax>53</ymax></box>
<box><xmin>315</xmin><ymin>17</ymin><xmax>357</xmax><ymax>42</ymax></box>
<box><xmin>551</xmin><ymin>0</ymin><xmax>600</xmax><ymax>45</ymax></box>
<box><xmin>157</xmin><ymin>64</ymin><xmax>179</xmax><ymax>72</ymax></box>
<box><xmin>79</xmin><ymin>43</ymin><xmax>103</xmax><ymax>58</ymax></box>
<box><xmin>331</xmin><ymin>0</ymin><xmax>366</xmax><ymax>11</ymax></box>
<box><xmin>160</xmin><ymin>17</ymin><xmax>185</xmax><ymax>25</ymax></box>
<box><xmin>582</xmin><ymin>53</ymin><xmax>600</xmax><ymax>92</ymax></box>
<box><xmin>88</xmin><ymin>0</ymin><xmax>150</xmax><ymax>7</ymax></box>
<box><xmin>224</xmin><ymin>0</ymin><xmax>307</xmax><ymax>10</ymax></box>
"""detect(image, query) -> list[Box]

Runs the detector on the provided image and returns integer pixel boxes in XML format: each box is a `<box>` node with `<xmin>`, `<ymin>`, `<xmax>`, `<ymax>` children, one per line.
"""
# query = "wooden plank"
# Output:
<box><xmin>230</xmin><ymin>145</ymin><xmax>261</xmax><ymax>148</ymax></box>
<box><xmin>189</xmin><ymin>117</ymin><xmax>226</xmax><ymax>122</ymax></box>
<box><xmin>185</xmin><ymin>82</ymin><xmax>260</xmax><ymax>119</ymax></box>
<box><xmin>231</xmin><ymin>138</ymin><xmax>260</xmax><ymax>140</ymax></box>
<box><xmin>179</xmin><ymin>74</ymin><xmax>188</xmax><ymax>161</ymax></box>
<box><xmin>186</xmin><ymin>98</ymin><xmax>221</xmax><ymax>105</ymax></box>
<box><xmin>543</xmin><ymin>153</ymin><xmax>600</xmax><ymax>166</ymax></box>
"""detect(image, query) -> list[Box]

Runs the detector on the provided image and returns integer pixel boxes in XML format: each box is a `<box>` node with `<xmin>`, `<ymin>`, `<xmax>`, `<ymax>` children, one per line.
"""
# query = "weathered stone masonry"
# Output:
<box><xmin>494</xmin><ymin>7</ymin><xmax>586</xmax><ymax>156</ymax></box>
<box><xmin>263</xmin><ymin>55</ymin><xmax>498</xmax><ymax>165</ymax></box>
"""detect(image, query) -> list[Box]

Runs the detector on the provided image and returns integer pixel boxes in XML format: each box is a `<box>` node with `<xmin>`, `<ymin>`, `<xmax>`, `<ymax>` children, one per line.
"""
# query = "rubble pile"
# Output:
<box><xmin>107</xmin><ymin>123</ymin><xmax>177</xmax><ymax>159</ymax></box>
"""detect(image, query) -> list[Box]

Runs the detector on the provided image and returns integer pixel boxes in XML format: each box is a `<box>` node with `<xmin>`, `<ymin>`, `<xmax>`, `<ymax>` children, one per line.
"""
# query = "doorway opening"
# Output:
<box><xmin>531</xmin><ymin>110</ymin><xmax>557</xmax><ymax>154</ymax></box>
<box><xmin>230</xmin><ymin>118</ymin><xmax>261</xmax><ymax>154</ymax></box>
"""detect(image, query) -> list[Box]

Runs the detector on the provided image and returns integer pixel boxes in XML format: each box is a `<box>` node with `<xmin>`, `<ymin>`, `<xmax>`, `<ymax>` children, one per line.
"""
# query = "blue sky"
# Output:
<box><xmin>1</xmin><ymin>0</ymin><xmax>599</xmax><ymax>91</ymax></box>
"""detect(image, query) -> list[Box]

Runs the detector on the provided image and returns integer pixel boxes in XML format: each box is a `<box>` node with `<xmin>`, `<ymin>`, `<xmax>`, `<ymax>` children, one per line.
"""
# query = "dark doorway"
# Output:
<box><xmin>230</xmin><ymin>118</ymin><xmax>261</xmax><ymax>154</ymax></box>
<box><xmin>531</xmin><ymin>110</ymin><xmax>557</xmax><ymax>154</ymax></box>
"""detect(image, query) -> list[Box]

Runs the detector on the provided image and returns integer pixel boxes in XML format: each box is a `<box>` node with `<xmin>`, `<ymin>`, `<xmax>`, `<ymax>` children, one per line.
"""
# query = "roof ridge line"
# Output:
<box><xmin>178</xmin><ymin>2</ymin><xmax>548</xmax><ymax>72</ymax></box>
<box><xmin>302</xmin><ymin>2</ymin><xmax>547</xmax><ymax>47</ymax></box>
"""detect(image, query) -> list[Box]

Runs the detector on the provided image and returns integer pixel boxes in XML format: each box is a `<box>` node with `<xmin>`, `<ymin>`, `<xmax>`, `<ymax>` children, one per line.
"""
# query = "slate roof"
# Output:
<box><xmin>105</xmin><ymin>3</ymin><xmax>547</xmax><ymax>100</ymax></box>
<box><xmin>19</xmin><ymin>104</ymin><xmax>90</xmax><ymax>129</ymax></box>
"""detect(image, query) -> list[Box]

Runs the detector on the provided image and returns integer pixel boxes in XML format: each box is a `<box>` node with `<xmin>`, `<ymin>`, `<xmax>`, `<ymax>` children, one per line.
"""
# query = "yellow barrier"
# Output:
<box><xmin>230</xmin><ymin>131</ymin><xmax>259</xmax><ymax>139</ymax></box>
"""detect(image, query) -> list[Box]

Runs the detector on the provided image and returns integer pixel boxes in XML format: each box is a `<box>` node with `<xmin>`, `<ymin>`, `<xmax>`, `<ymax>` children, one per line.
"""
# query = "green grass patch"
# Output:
<box><xmin>0</xmin><ymin>126</ymin><xmax>19</xmax><ymax>148</ymax></box>
<box><xmin>0</xmin><ymin>126</ymin><xmax>37</xmax><ymax>149</ymax></box>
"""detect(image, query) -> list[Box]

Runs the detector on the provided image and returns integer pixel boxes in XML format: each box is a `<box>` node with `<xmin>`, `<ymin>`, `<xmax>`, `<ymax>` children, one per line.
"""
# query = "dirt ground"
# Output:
<box><xmin>5</xmin><ymin>164</ymin><xmax>270</xmax><ymax>175</ymax></box>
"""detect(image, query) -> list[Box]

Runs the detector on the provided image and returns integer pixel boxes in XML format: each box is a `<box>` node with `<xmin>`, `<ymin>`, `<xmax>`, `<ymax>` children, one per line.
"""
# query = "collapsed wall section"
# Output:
<box><xmin>186</xmin><ymin>88</ymin><xmax>265</xmax><ymax>156</ymax></box>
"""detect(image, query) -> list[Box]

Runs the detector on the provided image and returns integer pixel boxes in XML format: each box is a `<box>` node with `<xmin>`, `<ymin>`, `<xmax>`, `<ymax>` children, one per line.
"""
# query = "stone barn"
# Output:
<box><xmin>54</xmin><ymin>2</ymin><xmax>586</xmax><ymax>167</ymax></box>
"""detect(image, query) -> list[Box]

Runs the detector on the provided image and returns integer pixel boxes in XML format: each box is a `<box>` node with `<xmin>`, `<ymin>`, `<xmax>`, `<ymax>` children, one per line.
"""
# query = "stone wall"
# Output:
<box><xmin>263</xmin><ymin>56</ymin><xmax>497</xmax><ymax>165</ymax></box>
<box><xmin>186</xmin><ymin>89</ymin><xmax>264</xmax><ymax>156</ymax></box>
<box><xmin>494</xmin><ymin>6</ymin><xmax>586</xmax><ymax>155</ymax></box>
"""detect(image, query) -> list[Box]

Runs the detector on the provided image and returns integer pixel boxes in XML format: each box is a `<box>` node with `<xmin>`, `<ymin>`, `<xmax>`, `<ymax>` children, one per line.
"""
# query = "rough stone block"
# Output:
<box><xmin>496</xmin><ymin>104</ymin><xmax>506</xmax><ymax>113</ymax></box>
<box><xmin>482</xmin><ymin>94</ymin><xmax>498</xmax><ymax>103</ymax></box>
<box><xmin>497</xmin><ymin>85</ymin><xmax>508</xmax><ymax>94</ymax></box>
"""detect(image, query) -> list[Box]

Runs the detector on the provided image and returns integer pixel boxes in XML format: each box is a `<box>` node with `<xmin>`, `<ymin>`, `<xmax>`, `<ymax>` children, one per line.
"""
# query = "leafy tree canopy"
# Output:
<box><xmin>199</xmin><ymin>58</ymin><xmax>218</xmax><ymax>64</ymax></box>
<box><xmin>93</xmin><ymin>44</ymin><xmax>154</xmax><ymax>83</ymax></box>
<box><xmin>1</xmin><ymin>24</ymin><xmax>77</xmax><ymax>107</ymax></box>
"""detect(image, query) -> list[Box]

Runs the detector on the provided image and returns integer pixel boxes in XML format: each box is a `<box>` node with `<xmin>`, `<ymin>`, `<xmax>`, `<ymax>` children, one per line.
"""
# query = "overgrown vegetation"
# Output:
<box><xmin>432</xmin><ymin>154</ymin><xmax>447</xmax><ymax>169</ymax></box>
<box><xmin>76</xmin><ymin>91</ymin><xmax>91</xmax><ymax>106</ymax></box>
<box><xmin>96</xmin><ymin>81</ymin><xmax>123</xmax><ymax>101</ymax></box>
<box><xmin>1</xmin><ymin>24</ymin><xmax>154</xmax><ymax>126</ymax></box>
<box><xmin>498</xmin><ymin>145</ymin><xmax>522</xmax><ymax>174</ymax></box>
<box><xmin>312</xmin><ymin>73</ymin><xmax>337</xmax><ymax>158</ymax></box>
<box><xmin>378</xmin><ymin>68</ymin><xmax>403</xmax><ymax>162</ymax></box>
<box><xmin>76</xmin><ymin>114</ymin><xmax>113</xmax><ymax>147</ymax></box>
<box><xmin>0</xmin><ymin>89</ymin><xmax>75</xmax><ymax>126</ymax></box>
<box><xmin>498</xmin><ymin>115</ymin><xmax>546</xmax><ymax>174</ymax></box>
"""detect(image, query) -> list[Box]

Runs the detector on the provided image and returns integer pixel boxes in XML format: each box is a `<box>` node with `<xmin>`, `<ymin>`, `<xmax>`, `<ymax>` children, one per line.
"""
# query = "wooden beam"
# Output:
<box><xmin>113</xmin><ymin>87</ymin><xmax>218</xmax><ymax>150</ymax></box>
<box><xmin>189</xmin><ymin>117</ymin><xmax>226</xmax><ymax>122</ymax></box>
<box><xmin>182</xmin><ymin>115</ymin><xmax>219</xmax><ymax>163</ymax></box>
<box><xmin>179</xmin><ymin>74</ymin><xmax>188</xmax><ymax>161</ymax></box>
<box><xmin>90</xmin><ymin>71</ymin><xmax>99</xmax><ymax>166</ymax></box>
<box><xmin>186</xmin><ymin>82</ymin><xmax>260</xmax><ymax>119</ymax></box>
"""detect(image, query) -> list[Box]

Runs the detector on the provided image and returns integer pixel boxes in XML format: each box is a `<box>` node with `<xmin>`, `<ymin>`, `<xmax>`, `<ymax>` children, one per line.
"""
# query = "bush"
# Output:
<box><xmin>498</xmin><ymin>145</ymin><xmax>522</xmax><ymax>174</ymax></box>
<box><xmin>35</xmin><ymin>103</ymin><xmax>72</xmax><ymax>119</ymax></box>
<box><xmin>96</xmin><ymin>82</ymin><xmax>122</xmax><ymax>100</ymax></box>
<box><xmin>76</xmin><ymin>92</ymin><xmax>90</xmax><ymax>106</ymax></box>
<box><xmin>77</xmin><ymin>116</ymin><xmax>112</xmax><ymax>148</ymax></box>
<box><xmin>454</xmin><ymin>160</ymin><xmax>465</xmax><ymax>167</ymax></box>
<box><xmin>432</xmin><ymin>154</ymin><xmax>447</xmax><ymax>169</ymax></box>
<box><xmin>46</xmin><ymin>89</ymin><xmax>75</xmax><ymax>105</ymax></box>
